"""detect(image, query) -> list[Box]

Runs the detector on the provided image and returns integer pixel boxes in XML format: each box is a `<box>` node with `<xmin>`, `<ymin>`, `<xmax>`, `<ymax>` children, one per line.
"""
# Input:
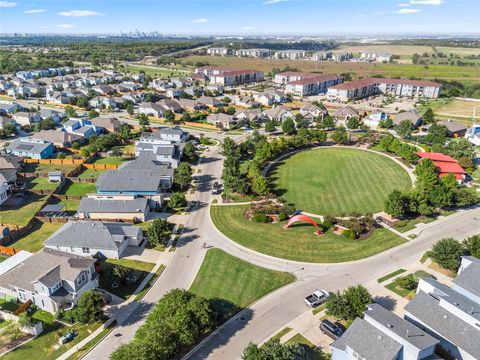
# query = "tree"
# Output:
<box><xmin>325</xmin><ymin>285</ymin><xmax>372</xmax><ymax>321</ymax></box>
<box><xmin>425</xmin><ymin>123</ymin><xmax>448</xmax><ymax>145</ymax></box>
<box><xmin>429</xmin><ymin>238</ymin><xmax>464</xmax><ymax>272</ymax></box>
<box><xmin>384</xmin><ymin>190</ymin><xmax>409</xmax><ymax>219</ymax></box>
<box><xmin>119</xmin><ymin>124</ymin><xmax>131</xmax><ymax>141</ymax></box>
<box><xmin>174</xmin><ymin>162</ymin><xmax>192</xmax><ymax>189</ymax></box>
<box><xmin>346</xmin><ymin>116</ymin><xmax>360</xmax><ymax>130</ymax></box>
<box><xmin>463</xmin><ymin>235</ymin><xmax>480</xmax><ymax>259</ymax></box>
<box><xmin>181</xmin><ymin>112</ymin><xmax>191</xmax><ymax>122</ymax></box>
<box><xmin>265</xmin><ymin>120</ymin><xmax>276</xmax><ymax>133</ymax></box>
<box><xmin>74</xmin><ymin>290</ymin><xmax>105</xmax><ymax>324</ymax></box>
<box><xmin>282</xmin><ymin>117</ymin><xmax>296</xmax><ymax>135</ymax></box>
<box><xmin>252</xmin><ymin>176</ymin><xmax>270</xmax><ymax>196</ymax></box>
<box><xmin>138</xmin><ymin>113</ymin><xmax>150</xmax><ymax>131</ymax></box>
<box><xmin>396</xmin><ymin>120</ymin><xmax>413</xmax><ymax>138</ymax></box>
<box><xmin>423</xmin><ymin>107</ymin><xmax>435</xmax><ymax>123</ymax></box>
<box><xmin>242</xmin><ymin>339</ymin><xmax>305</xmax><ymax>360</ymax></box>
<box><xmin>379</xmin><ymin>117</ymin><xmax>394</xmax><ymax>129</ymax></box>
<box><xmin>169</xmin><ymin>191</ymin><xmax>187</xmax><ymax>209</ymax></box>
<box><xmin>65</xmin><ymin>105</ymin><xmax>76</xmax><ymax>118</ymax></box>
<box><xmin>445</xmin><ymin>138</ymin><xmax>475</xmax><ymax>160</ymax></box>
<box><xmin>88</xmin><ymin>109</ymin><xmax>99</xmax><ymax>119</ymax></box>
<box><xmin>320</xmin><ymin>115</ymin><xmax>335</xmax><ymax>129</ymax></box>
<box><xmin>331</xmin><ymin>126</ymin><xmax>348</xmax><ymax>144</ymax></box>
<box><xmin>77</xmin><ymin>96</ymin><xmax>90</xmax><ymax>109</ymax></box>
<box><xmin>146</xmin><ymin>218</ymin><xmax>172</xmax><ymax>246</ymax></box>
<box><xmin>182</xmin><ymin>142</ymin><xmax>198</xmax><ymax>163</ymax></box>
<box><xmin>110</xmin><ymin>289</ymin><xmax>215</xmax><ymax>360</ymax></box>
<box><xmin>294</xmin><ymin>113</ymin><xmax>308</xmax><ymax>129</ymax></box>
<box><xmin>126</xmin><ymin>103</ymin><xmax>134</xmax><ymax>115</ymax></box>
<box><xmin>164</xmin><ymin>110</ymin><xmax>175</xmax><ymax>123</ymax></box>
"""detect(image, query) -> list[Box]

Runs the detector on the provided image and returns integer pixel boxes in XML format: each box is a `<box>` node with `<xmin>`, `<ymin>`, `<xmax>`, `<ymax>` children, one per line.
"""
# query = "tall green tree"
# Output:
<box><xmin>252</xmin><ymin>176</ymin><xmax>270</xmax><ymax>196</ymax></box>
<box><xmin>74</xmin><ymin>290</ymin><xmax>105</xmax><ymax>324</ymax></box>
<box><xmin>396</xmin><ymin>120</ymin><xmax>413</xmax><ymax>138</ymax></box>
<box><xmin>325</xmin><ymin>285</ymin><xmax>372</xmax><ymax>321</ymax></box>
<box><xmin>384</xmin><ymin>190</ymin><xmax>409</xmax><ymax>219</ymax></box>
<box><xmin>331</xmin><ymin>126</ymin><xmax>348</xmax><ymax>144</ymax></box>
<box><xmin>242</xmin><ymin>339</ymin><xmax>305</xmax><ymax>360</ymax></box>
<box><xmin>265</xmin><ymin>120</ymin><xmax>277</xmax><ymax>133</ymax></box>
<box><xmin>282</xmin><ymin>117</ymin><xmax>296</xmax><ymax>135</ymax></box>
<box><xmin>147</xmin><ymin>218</ymin><xmax>172</xmax><ymax>246</ymax></box>
<box><xmin>429</xmin><ymin>238</ymin><xmax>464</xmax><ymax>272</ymax></box>
<box><xmin>173</xmin><ymin>162</ymin><xmax>192</xmax><ymax>189</ymax></box>
<box><xmin>423</xmin><ymin>107</ymin><xmax>435</xmax><ymax>123</ymax></box>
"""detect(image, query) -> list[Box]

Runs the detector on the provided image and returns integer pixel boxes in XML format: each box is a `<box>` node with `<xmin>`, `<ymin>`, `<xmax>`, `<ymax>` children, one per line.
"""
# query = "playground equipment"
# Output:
<box><xmin>283</xmin><ymin>214</ymin><xmax>323</xmax><ymax>236</ymax></box>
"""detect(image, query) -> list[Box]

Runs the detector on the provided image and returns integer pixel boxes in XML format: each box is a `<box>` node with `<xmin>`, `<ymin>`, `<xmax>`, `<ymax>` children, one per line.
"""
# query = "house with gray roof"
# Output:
<box><xmin>404</xmin><ymin>256</ymin><xmax>480</xmax><ymax>360</ymax></box>
<box><xmin>332</xmin><ymin>303</ymin><xmax>439</xmax><ymax>360</ymax></box>
<box><xmin>44</xmin><ymin>220</ymin><xmax>143</xmax><ymax>259</ymax></box>
<box><xmin>393</xmin><ymin>111</ymin><xmax>423</xmax><ymax>128</ymax></box>
<box><xmin>0</xmin><ymin>248</ymin><xmax>98</xmax><ymax>313</ymax></box>
<box><xmin>6</xmin><ymin>137</ymin><xmax>54</xmax><ymax>159</ymax></box>
<box><xmin>77</xmin><ymin>195</ymin><xmax>150</xmax><ymax>222</ymax></box>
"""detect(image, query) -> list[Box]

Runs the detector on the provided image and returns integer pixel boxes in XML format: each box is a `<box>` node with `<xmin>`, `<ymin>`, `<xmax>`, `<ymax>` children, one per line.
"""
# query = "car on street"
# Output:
<box><xmin>320</xmin><ymin>319</ymin><xmax>344</xmax><ymax>340</ymax></box>
<box><xmin>304</xmin><ymin>289</ymin><xmax>330</xmax><ymax>307</ymax></box>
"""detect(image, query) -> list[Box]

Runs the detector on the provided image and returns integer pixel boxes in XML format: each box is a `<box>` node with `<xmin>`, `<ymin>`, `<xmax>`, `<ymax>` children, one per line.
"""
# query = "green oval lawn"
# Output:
<box><xmin>269</xmin><ymin>148</ymin><xmax>412</xmax><ymax>216</ymax></box>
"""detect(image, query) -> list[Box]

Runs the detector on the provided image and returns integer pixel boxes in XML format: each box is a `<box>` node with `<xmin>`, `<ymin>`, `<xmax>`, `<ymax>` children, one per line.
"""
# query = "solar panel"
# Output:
<box><xmin>16</xmin><ymin>144</ymin><xmax>34</xmax><ymax>151</ymax></box>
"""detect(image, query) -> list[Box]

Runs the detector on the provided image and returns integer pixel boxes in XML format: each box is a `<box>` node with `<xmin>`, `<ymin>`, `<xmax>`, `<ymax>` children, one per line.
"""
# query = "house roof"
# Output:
<box><xmin>453</xmin><ymin>258</ymin><xmax>480</xmax><ymax>299</ymax></box>
<box><xmin>332</xmin><ymin>106</ymin><xmax>359</xmax><ymax>117</ymax></box>
<box><xmin>32</xmin><ymin>129</ymin><xmax>82</xmax><ymax>146</ymax></box>
<box><xmin>416</xmin><ymin>152</ymin><xmax>457</xmax><ymax>163</ymax></box>
<box><xmin>44</xmin><ymin>220</ymin><xmax>141</xmax><ymax>251</ymax></box>
<box><xmin>405</xmin><ymin>290</ymin><xmax>480</xmax><ymax>359</ymax></box>
<box><xmin>364</xmin><ymin>303</ymin><xmax>438</xmax><ymax>350</ymax></box>
<box><xmin>0</xmin><ymin>248</ymin><xmax>94</xmax><ymax>292</ymax></box>
<box><xmin>329</xmin><ymin>77</ymin><xmax>441</xmax><ymax>91</ymax></box>
<box><xmin>78</xmin><ymin>197</ymin><xmax>149</xmax><ymax>214</ymax></box>
<box><xmin>393</xmin><ymin>111</ymin><xmax>423</xmax><ymax>125</ymax></box>
<box><xmin>432</xmin><ymin>161</ymin><xmax>466</xmax><ymax>175</ymax></box>
<box><xmin>287</xmin><ymin>74</ymin><xmax>342</xmax><ymax>86</ymax></box>
<box><xmin>331</xmin><ymin>317</ymin><xmax>402</xmax><ymax>360</ymax></box>
<box><xmin>0</xmin><ymin>155</ymin><xmax>23</xmax><ymax>170</ymax></box>
<box><xmin>7</xmin><ymin>138</ymin><xmax>52</xmax><ymax>155</ymax></box>
<box><xmin>437</xmin><ymin>120</ymin><xmax>467</xmax><ymax>133</ymax></box>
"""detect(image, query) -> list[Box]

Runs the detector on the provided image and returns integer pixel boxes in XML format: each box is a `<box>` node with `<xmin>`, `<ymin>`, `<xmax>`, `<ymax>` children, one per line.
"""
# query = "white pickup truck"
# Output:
<box><xmin>304</xmin><ymin>289</ymin><xmax>330</xmax><ymax>307</ymax></box>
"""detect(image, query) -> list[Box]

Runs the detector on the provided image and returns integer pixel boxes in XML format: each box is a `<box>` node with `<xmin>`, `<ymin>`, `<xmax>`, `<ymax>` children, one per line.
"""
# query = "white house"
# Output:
<box><xmin>465</xmin><ymin>125</ymin><xmax>480</xmax><ymax>146</ymax></box>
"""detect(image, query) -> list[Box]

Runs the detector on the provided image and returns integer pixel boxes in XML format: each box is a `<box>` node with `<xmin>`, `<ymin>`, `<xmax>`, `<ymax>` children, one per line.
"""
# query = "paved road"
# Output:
<box><xmin>83</xmin><ymin>138</ymin><xmax>480</xmax><ymax>360</ymax></box>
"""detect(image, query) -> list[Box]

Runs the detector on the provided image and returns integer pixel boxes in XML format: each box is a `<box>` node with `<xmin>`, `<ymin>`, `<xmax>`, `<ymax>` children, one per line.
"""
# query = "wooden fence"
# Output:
<box><xmin>24</xmin><ymin>158</ymin><xmax>84</xmax><ymax>165</ymax></box>
<box><xmin>83</xmin><ymin>163</ymin><xmax>119</xmax><ymax>170</ymax></box>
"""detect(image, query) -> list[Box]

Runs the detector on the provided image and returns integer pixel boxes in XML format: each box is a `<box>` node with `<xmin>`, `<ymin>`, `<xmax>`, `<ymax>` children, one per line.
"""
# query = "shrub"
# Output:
<box><xmin>343</xmin><ymin>229</ymin><xmax>357</xmax><ymax>240</ymax></box>
<box><xmin>278</xmin><ymin>212</ymin><xmax>288</xmax><ymax>221</ymax></box>
<box><xmin>252</xmin><ymin>212</ymin><xmax>270</xmax><ymax>223</ymax></box>
<box><xmin>395</xmin><ymin>274</ymin><xmax>418</xmax><ymax>291</ymax></box>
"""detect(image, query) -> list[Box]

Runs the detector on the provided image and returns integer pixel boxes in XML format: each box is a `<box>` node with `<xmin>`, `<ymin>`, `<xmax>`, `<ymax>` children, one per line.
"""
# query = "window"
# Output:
<box><xmin>77</xmin><ymin>272</ymin><xmax>87</xmax><ymax>285</ymax></box>
<box><xmin>82</xmin><ymin>247</ymin><xmax>90</xmax><ymax>254</ymax></box>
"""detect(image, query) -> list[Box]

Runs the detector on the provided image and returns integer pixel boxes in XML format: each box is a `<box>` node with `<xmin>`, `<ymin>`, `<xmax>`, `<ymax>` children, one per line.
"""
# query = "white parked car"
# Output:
<box><xmin>304</xmin><ymin>289</ymin><xmax>330</xmax><ymax>307</ymax></box>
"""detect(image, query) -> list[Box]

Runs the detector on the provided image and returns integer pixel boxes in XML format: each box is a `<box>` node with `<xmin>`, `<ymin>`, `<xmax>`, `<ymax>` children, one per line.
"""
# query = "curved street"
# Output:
<box><xmin>84</xmin><ymin>134</ymin><xmax>480</xmax><ymax>360</ymax></box>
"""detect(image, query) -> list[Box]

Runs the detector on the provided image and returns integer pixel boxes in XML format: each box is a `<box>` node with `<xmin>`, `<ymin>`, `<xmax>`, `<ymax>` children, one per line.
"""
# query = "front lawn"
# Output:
<box><xmin>286</xmin><ymin>333</ymin><xmax>326</xmax><ymax>360</ymax></box>
<box><xmin>98</xmin><ymin>259</ymin><xmax>155</xmax><ymax>299</ymax></box>
<box><xmin>0</xmin><ymin>194</ymin><xmax>48</xmax><ymax>226</ymax></box>
<box><xmin>58</xmin><ymin>180</ymin><xmax>96</xmax><ymax>196</ymax></box>
<box><xmin>385</xmin><ymin>270</ymin><xmax>434</xmax><ymax>298</ymax></box>
<box><xmin>211</xmin><ymin>205</ymin><xmax>406</xmax><ymax>263</ymax></box>
<box><xmin>190</xmin><ymin>248</ymin><xmax>295</xmax><ymax>321</ymax></box>
<box><xmin>394</xmin><ymin>216</ymin><xmax>436</xmax><ymax>233</ymax></box>
<box><xmin>2</xmin><ymin>318</ymin><xmax>100</xmax><ymax>360</ymax></box>
<box><xmin>6</xmin><ymin>221</ymin><xmax>63</xmax><ymax>252</ymax></box>
<box><xmin>269</xmin><ymin>148</ymin><xmax>412</xmax><ymax>216</ymax></box>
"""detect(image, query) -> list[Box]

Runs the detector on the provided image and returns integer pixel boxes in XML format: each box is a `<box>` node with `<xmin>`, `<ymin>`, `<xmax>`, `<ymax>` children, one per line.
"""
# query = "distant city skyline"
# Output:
<box><xmin>0</xmin><ymin>0</ymin><xmax>479</xmax><ymax>35</ymax></box>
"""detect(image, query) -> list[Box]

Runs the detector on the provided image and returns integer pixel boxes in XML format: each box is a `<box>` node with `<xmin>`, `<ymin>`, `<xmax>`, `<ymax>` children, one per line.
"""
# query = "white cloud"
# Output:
<box><xmin>263</xmin><ymin>0</ymin><xmax>287</xmax><ymax>5</ymax></box>
<box><xmin>58</xmin><ymin>10</ymin><xmax>103</xmax><ymax>17</ymax></box>
<box><xmin>38</xmin><ymin>25</ymin><xmax>48</xmax><ymax>29</ymax></box>
<box><xmin>394</xmin><ymin>8</ymin><xmax>422</xmax><ymax>14</ymax></box>
<box><xmin>24</xmin><ymin>9</ymin><xmax>46</xmax><ymax>14</ymax></box>
<box><xmin>191</xmin><ymin>18</ymin><xmax>209</xmax><ymax>23</ymax></box>
<box><xmin>398</xmin><ymin>3</ymin><xmax>411</xmax><ymax>7</ymax></box>
<box><xmin>57</xmin><ymin>24</ymin><xmax>75</xmax><ymax>28</ymax></box>
<box><xmin>241</xmin><ymin>25</ymin><xmax>256</xmax><ymax>30</ymax></box>
<box><xmin>0</xmin><ymin>1</ymin><xmax>16</xmax><ymax>7</ymax></box>
<box><xmin>410</xmin><ymin>0</ymin><xmax>443</xmax><ymax>5</ymax></box>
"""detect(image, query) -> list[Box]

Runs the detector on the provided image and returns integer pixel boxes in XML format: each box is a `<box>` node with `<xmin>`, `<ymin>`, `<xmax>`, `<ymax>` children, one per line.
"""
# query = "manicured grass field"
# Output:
<box><xmin>125</xmin><ymin>64</ymin><xmax>188</xmax><ymax>78</ymax></box>
<box><xmin>0</xmin><ymin>194</ymin><xmax>48</xmax><ymax>226</ymax></box>
<box><xmin>190</xmin><ymin>248</ymin><xmax>295</xmax><ymax>320</ymax></box>
<box><xmin>7</xmin><ymin>221</ymin><xmax>63</xmax><ymax>252</ymax></box>
<box><xmin>269</xmin><ymin>148</ymin><xmax>412</xmax><ymax>216</ymax></box>
<box><xmin>211</xmin><ymin>205</ymin><xmax>406</xmax><ymax>263</ymax></box>
<box><xmin>59</xmin><ymin>180</ymin><xmax>96</xmax><ymax>196</ymax></box>
<box><xmin>25</xmin><ymin>177</ymin><xmax>60</xmax><ymax>191</ymax></box>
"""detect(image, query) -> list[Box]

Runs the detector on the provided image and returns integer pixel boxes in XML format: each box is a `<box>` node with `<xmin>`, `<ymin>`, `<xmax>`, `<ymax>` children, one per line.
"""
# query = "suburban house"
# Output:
<box><xmin>44</xmin><ymin>221</ymin><xmax>143</xmax><ymax>259</ymax></box>
<box><xmin>393</xmin><ymin>111</ymin><xmax>423</xmax><ymax>128</ymax></box>
<box><xmin>465</xmin><ymin>125</ymin><xmax>480</xmax><ymax>146</ymax></box>
<box><xmin>253</xmin><ymin>90</ymin><xmax>286</xmax><ymax>106</ymax></box>
<box><xmin>404</xmin><ymin>256</ymin><xmax>480</xmax><ymax>360</ymax></box>
<box><xmin>197</xmin><ymin>95</ymin><xmax>222</xmax><ymax>108</ymax></box>
<box><xmin>331</xmin><ymin>303</ymin><xmax>439</xmax><ymax>360</ymax></box>
<box><xmin>327</xmin><ymin>78</ymin><xmax>442</xmax><ymax>101</ymax></box>
<box><xmin>6</xmin><ymin>137</ymin><xmax>54</xmax><ymax>159</ymax></box>
<box><xmin>300</xmin><ymin>103</ymin><xmax>328</xmax><ymax>120</ymax></box>
<box><xmin>138</xmin><ymin>102</ymin><xmax>167</xmax><ymax>118</ymax></box>
<box><xmin>63</xmin><ymin>118</ymin><xmax>103</xmax><ymax>138</ymax></box>
<box><xmin>177</xmin><ymin>99</ymin><xmax>207</xmax><ymax>112</ymax></box>
<box><xmin>332</xmin><ymin>106</ymin><xmax>360</xmax><ymax>125</ymax></box>
<box><xmin>38</xmin><ymin>108</ymin><xmax>65</xmax><ymax>123</ymax></box>
<box><xmin>92</xmin><ymin>85</ymin><xmax>116</xmax><ymax>96</ymax></box>
<box><xmin>363</xmin><ymin>110</ymin><xmax>388</xmax><ymax>129</ymax></box>
<box><xmin>158</xmin><ymin>99</ymin><xmax>183</xmax><ymax>113</ymax></box>
<box><xmin>0</xmin><ymin>249</ymin><xmax>98</xmax><ymax>314</ymax></box>
<box><xmin>96</xmin><ymin>157</ymin><xmax>174</xmax><ymax>204</ymax></box>
<box><xmin>0</xmin><ymin>155</ymin><xmax>21</xmax><ymax>205</ymax></box>
<box><xmin>32</xmin><ymin>129</ymin><xmax>83</xmax><ymax>148</ymax></box>
<box><xmin>234</xmin><ymin>108</ymin><xmax>267</xmax><ymax>124</ymax></box>
<box><xmin>264</xmin><ymin>106</ymin><xmax>295</xmax><ymax>122</ymax></box>
<box><xmin>90</xmin><ymin>116</ymin><xmax>122</xmax><ymax>133</ymax></box>
<box><xmin>436</xmin><ymin>120</ymin><xmax>468</xmax><ymax>138</ymax></box>
<box><xmin>89</xmin><ymin>96</ymin><xmax>117</xmax><ymax>109</ymax></box>
<box><xmin>77</xmin><ymin>195</ymin><xmax>150</xmax><ymax>222</ymax></box>
<box><xmin>206</xmin><ymin>113</ymin><xmax>238</xmax><ymax>130</ymax></box>
<box><xmin>416</xmin><ymin>152</ymin><xmax>467</xmax><ymax>182</ymax></box>
<box><xmin>135</xmin><ymin>126</ymin><xmax>188</xmax><ymax>168</ymax></box>
<box><xmin>233</xmin><ymin>95</ymin><xmax>260</xmax><ymax>108</ymax></box>
<box><xmin>0</xmin><ymin>116</ymin><xmax>15</xmax><ymax>129</ymax></box>
<box><xmin>12</xmin><ymin>111</ymin><xmax>41</xmax><ymax>126</ymax></box>
<box><xmin>47</xmin><ymin>91</ymin><xmax>72</xmax><ymax>104</ymax></box>
<box><xmin>0</xmin><ymin>102</ymin><xmax>22</xmax><ymax>115</ymax></box>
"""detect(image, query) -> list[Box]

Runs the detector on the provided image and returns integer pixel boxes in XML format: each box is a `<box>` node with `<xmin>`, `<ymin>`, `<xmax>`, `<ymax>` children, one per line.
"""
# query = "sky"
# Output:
<box><xmin>0</xmin><ymin>0</ymin><xmax>478</xmax><ymax>35</ymax></box>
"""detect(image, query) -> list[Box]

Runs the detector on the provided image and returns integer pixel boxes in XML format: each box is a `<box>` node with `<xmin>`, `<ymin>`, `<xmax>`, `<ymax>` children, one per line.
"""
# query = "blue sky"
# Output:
<box><xmin>0</xmin><ymin>0</ymin><xmax>478</xmax><ymax>35</ymax></box>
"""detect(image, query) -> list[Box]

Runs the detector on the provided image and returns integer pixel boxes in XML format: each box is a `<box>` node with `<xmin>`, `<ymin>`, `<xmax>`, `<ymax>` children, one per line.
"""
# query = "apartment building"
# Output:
<box><xmin>235</xmin><ymin>48</ymin><xmax>270</xmax><ymax>58</ymax></box>
<box><xmin>311</xmin><ymin>51</ymin><xmax>332</xmax><ymax>61</ymax></box>
<box><xmin>207</xmin><ymin>47</ymin><xmax>230</xmax><ymax>56</ymax></box>
<box><xmin>327</xmin><ymin>78</ymin><xmax>441</xmax><ymax>101</ymax></box>
<box><xmin>284</xmin><ymin>74</ymin><xmax>343</xmax><ymax>97</ymax></box>
<box><xmin>195</xmin><ymin>66</ymin><xmax>264</xmax><ymax>86</ymax></box>
<box><xmin>360</xmin><ymin>52</ymin><xmax>392</xmax><ymax>62</ymax></box>
<box><xmin>274</xmin><ymin>50</ymin><xmax>307</xmax><ymax>59</ymax></box>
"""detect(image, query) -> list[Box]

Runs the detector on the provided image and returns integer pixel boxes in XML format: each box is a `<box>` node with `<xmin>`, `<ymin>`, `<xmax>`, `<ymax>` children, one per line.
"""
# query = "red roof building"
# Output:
<box><xmin>416</xmin><ymin>152</ymin><xmax>457</xmax><ymax>163</ymax></box>
<box><xmin>416</xmin><ymin>152</ymin><xmax>467</xmax><ymax>182</ymax></box>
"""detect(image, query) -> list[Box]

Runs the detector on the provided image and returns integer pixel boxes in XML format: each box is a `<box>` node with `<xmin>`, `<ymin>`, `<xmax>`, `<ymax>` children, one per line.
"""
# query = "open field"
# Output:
<box><xmin>190</xmin><ymin>248</ymin><xmax>295</xmax><ymax>320</ymax></box>
<box><xmin>6</xmin><ymin>221</ymin><xmax>63</xmax><ymax>252</ymax></box>
<box><xmin>335</xmin><ymin>44</ymin><xmax>433</xmax><ymax>56</ymax></box>
<box><xmin>125</xmin><ymin>64</ymin><xmax>189</xmax><ymax>78</ymax></box>
<box><xmin>182</xmin><ymin>55</ymin><xmax>480</xmax><ymax>80</ymax></box>
<box><xmin>211</xmin><ymin>205</ymin><xmax>406</xmax><ymax>263</ymax></box>
<box><xmin>270</xmin><ymin>148</ymin><xmax>412</xmax><ymax>216</ymax></box>
<box><xmin>422</xmin><ymin>98</ymin><xmax>480</xmax><ymax>119</ymax></box>
<box><xmin>435</xmin><ymin>47</ymin><xmax>480</xmax><ymax>56</ymax></box>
